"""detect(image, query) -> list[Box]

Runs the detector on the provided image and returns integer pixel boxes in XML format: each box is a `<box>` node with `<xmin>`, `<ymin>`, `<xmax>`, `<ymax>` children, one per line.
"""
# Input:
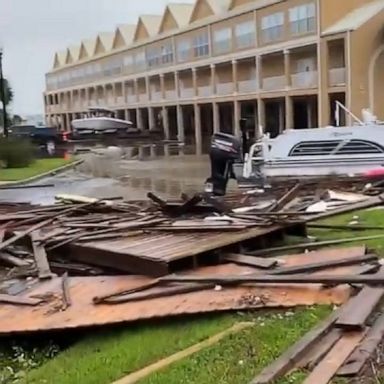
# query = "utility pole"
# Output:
<box><xmin>0</xmin><ymin>49</ymin><xmax>8</xmax><ymax>136</ymax></box>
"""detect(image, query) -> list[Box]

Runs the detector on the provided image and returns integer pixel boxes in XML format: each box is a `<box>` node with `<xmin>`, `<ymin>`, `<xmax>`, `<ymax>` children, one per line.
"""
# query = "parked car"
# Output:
<box><xmin>8</xmin><ymin>125</ymin><xmax>69</xmax><ymax>145</ymax></box>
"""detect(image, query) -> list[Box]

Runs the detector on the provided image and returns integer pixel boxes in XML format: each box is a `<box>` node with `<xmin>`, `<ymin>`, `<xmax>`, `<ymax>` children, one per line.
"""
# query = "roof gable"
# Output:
<box><xmin>159</xmin><ymin>3</ymin><xmax>194</xmax><ymax>33</ymax></box>
<box><xmin>53</xmin><ymin>52</ymin><xmax>61</xmax><ymax>69</ymax></box>
<box><xmin>134</xmin><ymin>15</ymin><xmax>162</xmax><ymax>42</ymax></box>
<box><xmin>69</xmin><ymin>45</ymin><xmax>80</xmax><ymax>62</ymax></box>
<box><xmin>94</xmin><ymin>35</ymin><xmax>106</xmax><ymax>55</ymax></box>
<box><xmin>229</xmin><ymin>0</ymin><xmax>253</xmax><ymax>9</ymax></box>
<box><xmin>113</xmin><ymin>24</ymin><xmax>135</xmax><ymax>49</ymax></box>
<box><xmin>99</xmin><ymin>32</ymin><xmax>115</xmax><ymax>52</ymax></box>
<box><xmin>78</xmin><ymin>42</ymin><xmax>89</xmax><ymax>60</ymax></box>
<box><xmin>190</xmin><ymin>0</ymin><xmax>229</xmax><ymax>23</ymax></box>
<box><xmin>82</xmin><ymin>38</ymin><xmax>97</xmax><ymax>57</ymax></box>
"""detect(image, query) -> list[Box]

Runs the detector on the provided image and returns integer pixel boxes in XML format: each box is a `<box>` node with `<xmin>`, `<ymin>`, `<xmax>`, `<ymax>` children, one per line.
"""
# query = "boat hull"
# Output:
<box><xmin>71</xmin><ymin>117</ymin><xmax>132</xmax><ymax>131</ymax></box>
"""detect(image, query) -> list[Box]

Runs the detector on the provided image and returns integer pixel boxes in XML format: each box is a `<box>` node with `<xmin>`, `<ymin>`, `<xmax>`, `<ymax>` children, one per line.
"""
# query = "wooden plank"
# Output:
<box><xmin>272</xmin><ymin>183</ymin><xmax>302</xmax><ymax>212</ymax></box>
<box><xmin>112</xmin><ymin>322</ymin><xmax>254</xmax><ymax>384</ymax></box>
<box><xmin>336</xmin><ymin>285</ymin><xmax>384</xmax><ymax>330</ymax></box>
<box><xmin>223</xmin><ymin>253</ymin><xmax>278</xmax><ymax>269</ymax></box>
<box><xmin>297</xmin><ymin>329</ymin><xmax>342</xmax><ymax>371</ymax></box>
<box><xmin>338</xmin><ymin>312</ymin><xmax>384</xmax><ymax>377</ymax></box>
<box><xmin>0</xmin><ymin>252</ymin><xmax>31</xmax><ymax>267</ymax></box>
<box><xmin>31</xmin><ymin>231</ymin><xmax>53</xmax><ymax>280</ymax></box>
<box><xmin>303</xmin><ymin>331</ymin><xmax>365</xmax><ymax>384</ymax></box>
<box><xmin>247</xmin><ymin>234</ymin><xmax>384</xmax><ymax>256</ymax></box>
<box><xmin>0</xmin><ymin>294</ymin><xmax>43</xmax><ymax>306</ymax></box>
<box><xmin>269</xmin><ymin>254</ymin><xmax>377</xmax><ymax>276</ymax></box>
<box><xmin>250</xmin><ymin>310</ymin><xmax>339</xmax><ymax>384</ymax></box>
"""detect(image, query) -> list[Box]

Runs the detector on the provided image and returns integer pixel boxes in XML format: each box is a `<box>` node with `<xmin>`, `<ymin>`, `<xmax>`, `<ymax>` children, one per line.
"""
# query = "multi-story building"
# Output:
<box><xmin>44</xmin><ymin>0</ymin><xmax>384</xmax><ymax>154</ymax></box>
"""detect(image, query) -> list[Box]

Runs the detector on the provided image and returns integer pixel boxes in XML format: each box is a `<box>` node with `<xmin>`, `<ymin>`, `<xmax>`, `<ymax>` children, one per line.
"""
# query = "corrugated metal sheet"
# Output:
<box><xmin>0</xmin><ymin>263</ymin><xmax>351</xmax><ymax>335</ymax></box>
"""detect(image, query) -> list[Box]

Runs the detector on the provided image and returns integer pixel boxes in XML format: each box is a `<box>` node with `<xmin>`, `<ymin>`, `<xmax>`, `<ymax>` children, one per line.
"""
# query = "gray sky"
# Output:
<box><xmin>0</xmin><ymin>0</ymin><xmax>195</xmax><ymax>116</ymax></box>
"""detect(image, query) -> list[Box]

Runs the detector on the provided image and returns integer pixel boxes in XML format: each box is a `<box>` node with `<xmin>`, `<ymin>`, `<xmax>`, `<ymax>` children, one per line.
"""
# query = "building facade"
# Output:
<box><xmin>44</xmin><ymin>0</ymin><xmax>384</xmax><ymax>154</ymax></box>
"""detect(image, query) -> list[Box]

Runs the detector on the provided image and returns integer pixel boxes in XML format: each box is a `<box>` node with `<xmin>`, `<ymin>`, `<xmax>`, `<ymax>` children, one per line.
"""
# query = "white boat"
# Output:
<box><xmin>71</xmin><ymin>107</ymin><xmax>135</xmax><ymax>134</ymax></box>
<box><xmin>239</xmin><ymin>104</ymin><xmax>384</xmax><ymax>181</ymax></box>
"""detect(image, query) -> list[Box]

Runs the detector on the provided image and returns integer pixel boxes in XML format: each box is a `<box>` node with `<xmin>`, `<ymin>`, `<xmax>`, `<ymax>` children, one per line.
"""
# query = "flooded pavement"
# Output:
<box><xmin>0</xmin><ymin>143</ymin><xmax>230</xmax><ymax>205</ymax></box>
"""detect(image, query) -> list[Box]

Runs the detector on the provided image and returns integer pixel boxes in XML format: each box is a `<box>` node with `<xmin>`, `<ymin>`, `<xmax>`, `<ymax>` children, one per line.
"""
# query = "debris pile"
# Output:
<box><xmin>1</xmin><ymin>178</ymin><xmax>384</xmax><ymax>382</ymax></box>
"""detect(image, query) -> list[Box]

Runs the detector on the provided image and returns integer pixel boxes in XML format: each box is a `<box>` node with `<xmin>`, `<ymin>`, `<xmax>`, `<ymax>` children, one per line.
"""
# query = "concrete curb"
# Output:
<box><xmin>0</xmin><ymin>159</ymin><xmax>84</xmax><ymax>187</ymax></box>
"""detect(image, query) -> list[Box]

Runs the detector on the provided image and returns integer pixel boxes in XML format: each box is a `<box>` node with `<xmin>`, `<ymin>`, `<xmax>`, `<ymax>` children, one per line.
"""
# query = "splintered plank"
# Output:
<box><xmin>303</xmin><ymin>331</ymin><xmax>365</xmax><ymax>384</ymax></box>
<box><xmin>31</xmin><ymin>231</ymin><xmax>53</xmax><ymax>280</ymax></box>
<box><xmin>250</xmin><ymin>310</ymin><xmax>339</xmax><ymax>384</ymax></box>
<box><xmin>336</xmin><ymin>285</ymin><xmax>384</xmax><ymax>330</ymax></box>
<box><xmin>338</xmin><ymin>312</ymin><xmax>384</xmax><ymax>377</ymax></box>
<box><xmin>0</xmin><ymin>294</ymin><xmax>43</xmax><ymax>306</ymax></box>
<box><xmin>223</xmin><ymin>253</ymin><xmax>277</xmax><ymax>269</ymax></box>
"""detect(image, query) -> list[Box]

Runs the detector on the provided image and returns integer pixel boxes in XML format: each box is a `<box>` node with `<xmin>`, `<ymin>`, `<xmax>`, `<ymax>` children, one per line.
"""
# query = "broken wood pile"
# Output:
<box><xmin>1</xmin><ymin>177</ymin><xmax>384</xmax><ymax>381</ymax></box>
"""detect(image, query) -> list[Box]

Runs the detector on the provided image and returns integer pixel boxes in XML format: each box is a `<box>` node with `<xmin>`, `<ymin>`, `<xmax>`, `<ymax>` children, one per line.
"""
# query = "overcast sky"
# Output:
<box><xmin>0</xmin><ymin>0</ymin><xmax>195</xmax><ymax>116</ymax></box>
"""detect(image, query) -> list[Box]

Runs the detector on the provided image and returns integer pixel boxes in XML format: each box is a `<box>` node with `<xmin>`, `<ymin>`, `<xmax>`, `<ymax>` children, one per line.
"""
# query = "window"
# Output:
<box><xmin>161</xmin><ymin>43</ymin><xmax>174</xmax><ymax>64</ymax></box>
<box><xmin>289</xmin><ymin>4</ymin><xmax>316</xmax><ymax>35</ymax></box>
<box><xmin>177</xmin><ymin>39</ymin><xmax>191</xmax><ymax>62</ymax></box>
<box><xmin>213</xmin><ymin>27</ymin><xmax>232</xmax><ymax>54</ymax></box>
<box><xmin>289</xmin><ymin>141</ymin><xmax>342</xmax><ymax>156</ymax></box>
<box><xmin>193</xmin><ymin>31</ymin><xmax>209</xmax><ymax>58</ymax></box>
<box><xmin>134</xmin><ymin>51</ymin><xmax>146</xmax><ymax>71</ymax></box>
<box><xmin>337</xmin><ymin>140</ymin><xmax>384</xmax><ymax>155</ymax></box>
<box><xmin>146</xmin><ymin>47</ymin><xmax>161</xmax><ymax>68</ymax></box>
<box><xmin>261</xmin><ymin>12</ymin><xmax>284</xmax><ymax>43</ymax></box>
<box><xmin>235</xmin><ymin>20</ymin><xmax>256</xmax><ymax>49</ymax></box>
<box><xmin>110</xmin><ymin>58</ymin><xmax>122</xmax><ymax>75</ymax></box>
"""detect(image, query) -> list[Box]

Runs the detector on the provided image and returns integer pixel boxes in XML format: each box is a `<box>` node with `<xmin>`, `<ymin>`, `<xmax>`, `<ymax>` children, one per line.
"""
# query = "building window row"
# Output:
<box><xmin>47</xmin><ymin>3</ymin><xmax>316</xmax><ymax>90</ymax></box>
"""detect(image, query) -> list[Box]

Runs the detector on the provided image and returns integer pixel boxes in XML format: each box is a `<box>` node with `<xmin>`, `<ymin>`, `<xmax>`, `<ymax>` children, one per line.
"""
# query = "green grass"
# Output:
<box><xmin>0</xmin><ymin>158</ymin><xmax>74</xmax><ymax>182</ymax></box>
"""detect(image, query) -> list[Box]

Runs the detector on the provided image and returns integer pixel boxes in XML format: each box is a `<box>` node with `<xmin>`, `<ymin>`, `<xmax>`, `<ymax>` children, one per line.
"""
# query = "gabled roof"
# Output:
<box><xmin>159</xmin><ymin>3</ymin><xmax>194</xmax><ymax>33</ymax></box>
<box><xmin>82</xmin><ymin>38</ymin><xmax>97</xmax><ymax>58</ymax></box>
<box><xmin>53</xmin><ymin>50</ymin><xmax>67</xmax><ymax>69</ymax></box>
<box><xmin>98</xmin><ymin>32</ymin><xmax>115</xmax><ymax>52</ymax></box>
<box><xmin>113</xmin><ymin>24</ymin><xmax>136</xmax><ymax>49</ymax></box>
<box><xmin>68</xmin><ymin>45</ymin><xmax>81</xmax><ymax>63</ymax></box>
<box><xmin>322</xmin><ymin>0</ymin><xmax>384</xmax><ymax>36</ymax></box>
<box><xmin>228</xmin><ymin>0</ymin><xmax>253</xmax><ymax>10</ymax></box>
<box><xmin>134</xmin><ymin>15</ymin><xmax>162</xmax><ymax>41</ymax></box>
<box><xmin>190</xmin><ymin>0</ymin><xmax>230</xmax><ymax>23</ymax></box>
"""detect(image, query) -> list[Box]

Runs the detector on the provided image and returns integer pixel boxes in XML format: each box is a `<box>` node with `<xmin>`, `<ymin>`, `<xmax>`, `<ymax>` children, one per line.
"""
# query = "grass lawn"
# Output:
<box><xmin>5</xmin><ymin>207</ymin><xmax>384</xmax><ymax>384</ymax></box>
<box><xmin>0</xmin><ymin>158</ymin><xmax>74</xmax><ymax>182</ymax></box>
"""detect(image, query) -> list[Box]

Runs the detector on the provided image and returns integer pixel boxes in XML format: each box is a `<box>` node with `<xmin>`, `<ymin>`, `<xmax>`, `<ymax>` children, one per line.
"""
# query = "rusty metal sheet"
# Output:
<box><xmin>67</xmin><ymin>225</ymin><xmax>297</xmax><ymax>275</ymax></box>
<box><xmin>0</xmin><ymin>264</ymin><xmax>351</xmax><ymax>335</ymax></box>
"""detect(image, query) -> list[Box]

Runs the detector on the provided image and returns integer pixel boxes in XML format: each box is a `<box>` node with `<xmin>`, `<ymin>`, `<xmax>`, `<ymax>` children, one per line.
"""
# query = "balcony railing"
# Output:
<box><xmin>216</xmin><ymin>82</ymin><xmax>233</xmax><ymax>95</ymax></box>
<box><xmin>291</xmin><ymin>71</ymin><xmax>318</xmax><ymax>89</ymax></box>
<box><xmin>139</xmin><ymin>94</ymin><xmax>148</xmax><ymax>103</ymax></box>
<box><xmin>198</xmin><ymin>85</ymin><xmax>212</xmax><ymax>97</ymax></box>
<box><xmin>116</xmin><ymin>96</ymin><xmax>124</xmax><ymax>105</ymax></box>
<box><xmin>238</xmin><ymin>79</ymin><xmax>258</xmax><ymax>94</ymax></box>
<box><xmin>165</xmin><ymin>90</ymin><xmax>177</xmax><ymax>100</ymax></box>
<box><xmin>329</xmin><ymin>67</ymin><xmax>346</xmax><ymax>86</ymax></box>
<box><xmin>262</xmin><ymin>75</ymin><xmax>286</xmax><ymax>91</ymax></box>
<box><xmin>151</xmin><ymin>91</ymin><xmax>162</xmax><ymax>101</ymax></box>
<box><xmin>180</xmin><ymin>88</ymin><xmax>194</xmax><ymax>99</ymax></box>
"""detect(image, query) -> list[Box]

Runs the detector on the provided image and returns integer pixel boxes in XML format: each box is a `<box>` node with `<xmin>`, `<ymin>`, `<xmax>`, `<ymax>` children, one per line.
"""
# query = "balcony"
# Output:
<box><xmin>198</xmin><ymin>85</ymin><xmax>212</xmax><ymax>97</ymax></box>
<box><xmin>127</xmin><ymin>95</ymin><xmax>137</xmax><ymax>104</ymax></box>
<box><xmin>180</xmin><ymin>88</ymin><xmax>194</xmax><ymax>99</ymax></box>
<box><xmin>151</xmin><ymin>91</ymin><xmax>162</xmax><ymax>101</ymax></box>
<box><xmin>329</xmin><ymin>67</ymin><xmax>346</xmax><ymax>87</ymax></box>
<box><xmin>116</xmin><ymin>96</ymin><xmax>124</xmax><ymax>105</ymax></box>
<box><xmin>165</xmin><ymin>90</ymin><xmax>177</xmax><ymax>100</ymax></box>
<box><xmin>89</xmin><ymin>100</ymin><xmax>97</xmax><ymax>107</ymax></box>
<box><xmin>262</xmin><ymin>75</ymin><xmax>286</xmax><ymax>91</ymax></box>
<box><xmin>139</xmin><ymin>94</ymin><xmax>148</xmax><ymax>103</ymax></box>
<box><xmin>291</xmin><ymin>71</ymin><xmax>318</xmax><ymax>89</ymax></box>
<box><xmin>216</xmin><ymin>82</ymin><xmax>233</xmax><ymax>95</ymax></box>
<box><xmin>238</xmin><ymin>79</ymin><xmax>258</xmax><ymax>94</ymax></box>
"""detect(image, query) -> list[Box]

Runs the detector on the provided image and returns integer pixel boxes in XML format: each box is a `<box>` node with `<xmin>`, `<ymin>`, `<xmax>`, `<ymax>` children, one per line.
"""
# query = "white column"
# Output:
<box><xmin>146</xmin><ymin>77</ymin><xmax>151</xmax><ymax>102</ymax></box>
<box><xmin>210</xmin><ymin>64</ymin><xmax>216</xmax><ymax>95</ymax></box>
<box><xmin>177</xmin><ymin>104</ymin><xmax>185</xmax><ymax>142</ymax></box>
<box><xmin>234</xmin><ymin>100</ymin><xmax>240</xmax><ymax>136</ymax></box>
<box><xmin>284</xmin><ymin>49</ymin><xmax>291</xmax><ymax>89</ymax></box>
<box><xmin>232</xmin><ymin>59</ymin><xmax>238</xmax><ymax>94</ymax></box>
<box><xmin>148</xmin><ymin>107</ymin><xmax>155</xmax><ymax>131</ymax></box>
<box><xmin>160</xmin><ymin>74</ymin><xmax>165</xmax><ymax>100</ymax></box>
<box><xmin>194</xmin><ymin>103</ymin><xmax>202</xmax><ymax>155</ymax></box>
<box><xmin>213</xmin><ymin>102</ymin><xmax>220</xmax><ymax>133</ymax></box>
<box><xmin>257</xmin><ymin>98</ymin><xmax>265</xmax><ymax>136</ymax></box>
<box><xmin>256</xmin><ymin>55</ymin><xmax>262</xmax><ymax>91</ymax></box>
<box><xmin>285</xmin><ymin>95</ymin><xmax>293</xmax><ymax>131</ymax></box>
<box><xmin>137</xmin><ymin>108</ymin><xmax>143</xmax><ymax>130</ymax></box>
<box><xmin>174</xmin><ymin>71</ymin><xmax>180</xmax><ymax>99</ymax></box>
<box><xmin>162</xmin><ymin>106</ymin><xmax>170</xmax><ymax>140</ymax></box>
<box><xmin>192</xmin><ymin>68</ymin><xmax>197</xmax><ymax>97</ymax></box>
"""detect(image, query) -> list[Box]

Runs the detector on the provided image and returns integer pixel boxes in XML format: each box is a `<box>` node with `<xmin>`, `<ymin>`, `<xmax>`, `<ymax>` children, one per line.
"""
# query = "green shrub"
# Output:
<box><xmin>0</xmin><ymin>137</ymin><xmax>35</xmax><ymax>168</ymax></box>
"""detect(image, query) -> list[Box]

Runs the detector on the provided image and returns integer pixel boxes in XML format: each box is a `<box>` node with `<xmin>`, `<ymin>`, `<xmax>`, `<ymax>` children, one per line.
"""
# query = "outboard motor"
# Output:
<box><xmin>205</xmin><ymin>132</ymin><xmax>242</xmax><ymax>196</ymax></box>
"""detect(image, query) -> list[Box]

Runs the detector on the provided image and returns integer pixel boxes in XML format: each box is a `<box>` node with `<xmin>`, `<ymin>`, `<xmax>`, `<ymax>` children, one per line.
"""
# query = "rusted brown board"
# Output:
<box><xmin>298</xmin><ymin>329</ymin><xmax>342</xmax><ymax>371</ymax></box>
<box><xmin>223</xmin><ymin>253</ymin><xmax>278</xmax><ymax>269</ymax></box>
<box><xmin>0</xmin><ymin>294</ymin><xmax>42</xmax><ymax>306</ymax></box>
<box><xmin>0</xmin><ymin>264</ymin><xmax>351</xmax><ymax>335</ymax></box>
<box><xmin>31</xmin><ymin>231</ymin><xmax>53</xmax><ymax>280</ymax></box>
<box><xmin>269</xmin><ymin>254</ymin><xmax>378</xmax><ymax>276</ymax></box>
<box><xmin>303</xmin><ymin>331</ymin><xmax>365</xmax><ymax>384</ymax></box>
<box><xmin>335</xmin><ymin>285</ymin><xmax>384</xmax><ymax>330</ymax></box>
<box><xmin>247</xmin><ymin>234</ymin><xmax>384</xmax><ymax>256</ymax></box>
<box><xmin>249</xmin><ymin>310</ymin><xmax>340</xmax><ymax>384</ymax></box>
<box><xmin>338</xmin><ymin>312</ymin><xmax>384</xmax><ymax>377</ymax></box>
<box><xmin>159</xmin><ymin>273</ymin><xmax>384</xmax><ymax>286</ymax></box>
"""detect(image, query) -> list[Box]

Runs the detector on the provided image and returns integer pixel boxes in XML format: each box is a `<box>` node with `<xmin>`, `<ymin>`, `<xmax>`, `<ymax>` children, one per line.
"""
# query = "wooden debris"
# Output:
<box><xmin>336</xmin><ymin>285</ymin><xmax>384</xmax><ymax>330</ymax></box>
<box><xmin>0</xmin><ymin>294</ymin><xmax>43</xmax><ymax>306</ymax></box>
<box><xmin>250</xmin><ymin>310</ymin><xmax>339</xmax><ymax>384</ymax></box>
<box><xmin>31</xmin><ymin>231</ymin><xmax>54</xmax><ymax>280</ymax></box>
<box><xmin>303</xmin><ymin>331</ymin><xmax>365</xmax><ymax>384</ymax></box>
<box><xmin>271</xmin><ymin>183</ymin><xmax>301</xmax><ymax>212</ymax></box>
<box><xmin>223</xmin><ymin>253</ymin><xmax>278</xmax><ymax>269</ymax></box>
<box><xmin>61</xmin><ymin>272</ymin><xmax>72</xmax><ymax>310</ymax></box>
<box><xmin>0</xmin><ymin>252</ymin><xmax>31</xmax><ymax>268</ymax></box>
<box><xmin>338</xmin><ymin>312</ymin><xmax>384</xmax><ymax>377</ymax></box>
